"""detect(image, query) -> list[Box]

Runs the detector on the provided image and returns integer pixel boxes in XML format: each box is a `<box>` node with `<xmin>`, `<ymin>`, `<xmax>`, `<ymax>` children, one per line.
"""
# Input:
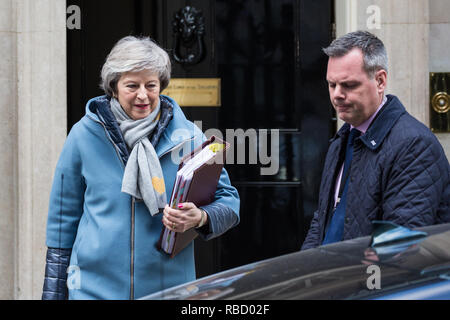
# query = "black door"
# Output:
<box><xmin>67</xmin><ymin>0</ymin><xmax>335</xmax><ymax>278</ymax></box>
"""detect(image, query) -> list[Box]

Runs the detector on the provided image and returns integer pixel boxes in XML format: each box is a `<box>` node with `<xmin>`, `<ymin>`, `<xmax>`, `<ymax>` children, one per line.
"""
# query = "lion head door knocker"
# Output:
<box><xmin>172</xmin><ymin>6</ymin><xmax>205</xmax><ymax>66</ymax></box>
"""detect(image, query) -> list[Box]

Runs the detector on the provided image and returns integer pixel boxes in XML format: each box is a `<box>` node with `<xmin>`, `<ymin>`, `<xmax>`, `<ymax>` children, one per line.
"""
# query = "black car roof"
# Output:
<box><xmin>142</xmin><ymin>223</ymin><xmax>450</xmax><ymax>300</ymax></box>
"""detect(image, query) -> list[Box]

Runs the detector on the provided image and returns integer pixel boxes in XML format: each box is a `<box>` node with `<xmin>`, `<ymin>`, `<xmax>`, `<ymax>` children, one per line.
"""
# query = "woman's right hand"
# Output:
<box><xmin>162</xmin><ymin>203</ymin><xmax>205</xmax><ymax>233</ymax></box>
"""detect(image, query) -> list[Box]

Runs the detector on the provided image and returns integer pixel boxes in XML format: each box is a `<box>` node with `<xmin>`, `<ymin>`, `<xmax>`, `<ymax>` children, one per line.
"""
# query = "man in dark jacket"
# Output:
<box><xmin>302</xmin><ymin>31</ymin><xmax>450</xmax><ymax>250</ymax></box>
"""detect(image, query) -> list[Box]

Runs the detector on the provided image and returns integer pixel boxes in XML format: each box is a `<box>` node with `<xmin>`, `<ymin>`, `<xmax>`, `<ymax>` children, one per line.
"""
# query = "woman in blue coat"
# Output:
<box><xmin>42</xmin><ymin>36</ymin><xmax>240</xmax><ymax>300</ymax></box>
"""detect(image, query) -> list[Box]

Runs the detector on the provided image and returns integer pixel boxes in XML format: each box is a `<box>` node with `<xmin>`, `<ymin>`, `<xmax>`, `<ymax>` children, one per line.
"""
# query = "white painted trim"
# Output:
<box><xmin>333</xmin><ymin>0</ymin><xmax>359</xmax><ymax>129</ymax></box>
<box><xmin>13</xmin><ymin>0</ymin><xmax>67</xmax><ymax>300</ymax></box>
<box><xmin>335</xmin><ymin>0</ymin><xmax>358</xmax><ymax>37</ymax></box>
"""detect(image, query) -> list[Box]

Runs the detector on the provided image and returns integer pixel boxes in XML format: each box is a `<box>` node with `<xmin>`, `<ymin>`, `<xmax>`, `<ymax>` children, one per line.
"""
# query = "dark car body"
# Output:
<box><xmin>142</xmin><ymin>223</ymin><xmax>450</xmax><ymax>300</ymax></box>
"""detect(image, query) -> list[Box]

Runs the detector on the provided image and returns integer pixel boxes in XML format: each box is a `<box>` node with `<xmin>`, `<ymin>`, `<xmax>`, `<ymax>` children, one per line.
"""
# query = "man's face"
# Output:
<box><xmin>326</xmin><ymin>48</ymin><xmax>386</xmax><ymax>127</ymax></box>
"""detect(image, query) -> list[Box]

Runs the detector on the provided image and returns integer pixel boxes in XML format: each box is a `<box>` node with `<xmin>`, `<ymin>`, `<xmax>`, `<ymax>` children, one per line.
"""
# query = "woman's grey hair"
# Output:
<box><xmin>323</xmin><ymin>30</ymin><xmax>388</xmax><ymax>77</ymax></box>
<box><xmin>100</xmin><ymin>36</ymin><xmax>171</xmax><ymax>96</ymax></box>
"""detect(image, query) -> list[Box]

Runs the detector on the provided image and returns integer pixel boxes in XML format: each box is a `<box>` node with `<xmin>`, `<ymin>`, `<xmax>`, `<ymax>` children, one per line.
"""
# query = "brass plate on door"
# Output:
<box><xmin>430</xmin><ymin>73</ymin><xmax>450</xmax><ymax>132</ymax></box>
<box><xmin>163</xmin><ymin>78</ymin><xmax>221</xmax><ymax>107</ymax></box>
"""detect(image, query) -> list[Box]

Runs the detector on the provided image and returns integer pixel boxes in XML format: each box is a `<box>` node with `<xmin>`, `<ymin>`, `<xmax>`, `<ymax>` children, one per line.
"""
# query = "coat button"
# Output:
<box><xmin>345</xmin><ymin>217</ymin><xmax>350</xmax><ymax>224</ymax></box>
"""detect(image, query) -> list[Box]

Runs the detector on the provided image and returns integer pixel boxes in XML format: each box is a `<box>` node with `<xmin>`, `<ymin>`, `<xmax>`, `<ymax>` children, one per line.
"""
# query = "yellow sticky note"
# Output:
<box><xmin>208</xmin><ymin>143</ymin><xmax>225</xmax><ymax>153</ymax></box>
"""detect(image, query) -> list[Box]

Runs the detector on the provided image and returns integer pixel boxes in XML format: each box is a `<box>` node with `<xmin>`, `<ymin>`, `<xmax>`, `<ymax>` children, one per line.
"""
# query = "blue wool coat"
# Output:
<box><xmin>45</xmin><ymin>95</ymin><xmax>240</xmax><ymax>299</ymax></box>
<box><xmin>302</xmin><ymin>95</ymin><xmax>450</xmax><ymax>250</ymax></box>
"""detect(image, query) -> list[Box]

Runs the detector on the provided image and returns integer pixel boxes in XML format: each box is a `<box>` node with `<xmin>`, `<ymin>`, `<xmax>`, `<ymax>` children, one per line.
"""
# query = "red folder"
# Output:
<box><xmin>158</xmin><ymin>135</ymin><xmax>229</xmax><ymax>258</ymax></box>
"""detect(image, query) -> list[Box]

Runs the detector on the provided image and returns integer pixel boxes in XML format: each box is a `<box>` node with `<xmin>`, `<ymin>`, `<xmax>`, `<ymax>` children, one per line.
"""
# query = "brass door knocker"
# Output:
<box><xmin>172</xmin><ymin>6</ymin><xmax>205</xmax><ymax>66</ymax></box>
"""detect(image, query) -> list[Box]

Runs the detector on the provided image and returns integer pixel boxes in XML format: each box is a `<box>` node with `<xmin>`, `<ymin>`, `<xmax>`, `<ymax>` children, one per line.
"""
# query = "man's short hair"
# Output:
<box><xmin>323</xmin><ymin>30</ymin><xmax>388</xmax><ymax>77</ymax></box>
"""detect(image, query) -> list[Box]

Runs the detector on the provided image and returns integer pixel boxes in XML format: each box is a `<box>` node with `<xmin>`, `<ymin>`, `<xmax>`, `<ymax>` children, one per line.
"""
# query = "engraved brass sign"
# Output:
<box><xmin>163</xmin><ymin>78</ymin><xmax>221</xmax><ymax>107</ymax></box>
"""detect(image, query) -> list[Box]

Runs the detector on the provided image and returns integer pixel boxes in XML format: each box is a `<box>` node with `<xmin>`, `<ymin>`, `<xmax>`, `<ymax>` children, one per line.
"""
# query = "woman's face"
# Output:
<box><xmin>116</xmin><ymin>69</ymin><xmax>161</xmax><ymax>120</ymax></box>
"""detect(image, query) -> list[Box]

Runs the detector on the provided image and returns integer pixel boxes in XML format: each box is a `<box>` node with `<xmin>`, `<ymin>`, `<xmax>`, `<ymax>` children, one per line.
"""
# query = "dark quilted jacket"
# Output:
<box><xmin>42</xmin><ymin>248</ymin><xmax>71</xmax><ymax>299</ymax></box>
<box><xmin>302</xmin><ymin>94</ymin><xmax>450</xmax><ymax>250</ymax></box>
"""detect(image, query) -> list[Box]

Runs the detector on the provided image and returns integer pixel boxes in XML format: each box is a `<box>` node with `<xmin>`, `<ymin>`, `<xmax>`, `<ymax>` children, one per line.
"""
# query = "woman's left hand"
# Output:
<box><xmin>162</xmin><ymin>202</ymin><xmax>203</xmax><ymax>233</ymax></box>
